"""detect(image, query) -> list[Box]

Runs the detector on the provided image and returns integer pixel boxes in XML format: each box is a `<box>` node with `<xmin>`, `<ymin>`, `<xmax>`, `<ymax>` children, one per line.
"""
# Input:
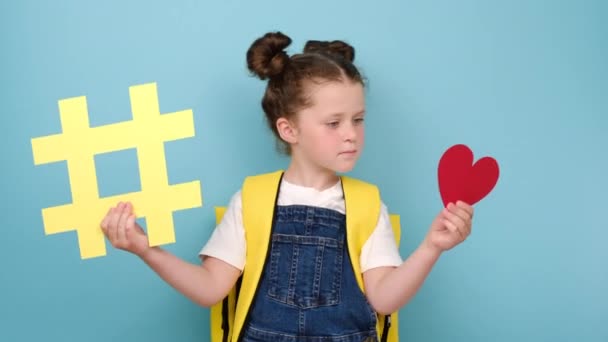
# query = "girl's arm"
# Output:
<box><xmin>101</xmin><ymin>202</ymin><xmax>241</xmax><ymax>307</ymax></box>
<box><xmin>140</xmin><ymin>248</ymin><xmax>241</xmax><ymax>307</ymax></box>
<box><xmin>363</xmin><ymin>201</ymin><xmax>473</xmax><ymax>314</ymax></box>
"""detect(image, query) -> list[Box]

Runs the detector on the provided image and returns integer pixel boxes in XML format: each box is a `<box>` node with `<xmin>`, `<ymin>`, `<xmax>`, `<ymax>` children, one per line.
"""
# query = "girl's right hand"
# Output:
<box><xmin>100</xmin><ymin>202</ymin><xmax>151</xmax><ymax>257</ymax></box>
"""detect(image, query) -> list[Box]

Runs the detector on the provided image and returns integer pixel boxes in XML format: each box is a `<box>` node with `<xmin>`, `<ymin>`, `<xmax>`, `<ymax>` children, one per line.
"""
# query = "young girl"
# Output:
<box><xmin>101</xmin><ymin>31</ymin><xmax>473</xmax><ymax>342</ymax></box>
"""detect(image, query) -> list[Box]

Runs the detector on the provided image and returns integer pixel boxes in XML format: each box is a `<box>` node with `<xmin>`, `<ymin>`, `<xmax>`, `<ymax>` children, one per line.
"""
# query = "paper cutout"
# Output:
<box><xmin>31</xmin><ymin>83</ymin><xmax>202</xmax><ymax>259</ymax></box>
<box><xmin>438</xmin><ymin>144</ymin><xmax>499</xmax><ymax>207</ymax></box>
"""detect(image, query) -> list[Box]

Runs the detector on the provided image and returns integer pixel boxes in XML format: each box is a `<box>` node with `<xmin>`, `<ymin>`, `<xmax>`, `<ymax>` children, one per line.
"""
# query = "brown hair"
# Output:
<box><xmin>246</xmin><ymin>31</ymin><xmax>365</xmax><ymax>154</ymax></box>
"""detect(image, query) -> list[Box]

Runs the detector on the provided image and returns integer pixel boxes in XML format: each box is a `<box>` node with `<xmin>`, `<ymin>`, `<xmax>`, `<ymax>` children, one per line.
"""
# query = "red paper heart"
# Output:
<box><xmin>438</xmin><ymin>144</ymin><xmax>499</xmax><ymax>207</ymax></box>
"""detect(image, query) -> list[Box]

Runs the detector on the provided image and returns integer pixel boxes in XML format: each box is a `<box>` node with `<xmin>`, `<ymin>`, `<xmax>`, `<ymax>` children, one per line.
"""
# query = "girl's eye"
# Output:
<box><xmin>354</xmin><ymin>117</ymin><xmax>365</xmax><ymax>124</ymax></box>
<box><xmin>327</xmin><ymin>121</ymin><xmax>339</xmax><ymax>128</ymax></box>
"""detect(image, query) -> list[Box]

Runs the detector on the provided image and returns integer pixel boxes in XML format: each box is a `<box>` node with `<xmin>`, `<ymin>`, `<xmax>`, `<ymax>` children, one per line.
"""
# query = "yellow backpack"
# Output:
<box><xmin>210</xmin><ymin>170</ymin><xmax>401</xmax><ymax>342</ymax></box>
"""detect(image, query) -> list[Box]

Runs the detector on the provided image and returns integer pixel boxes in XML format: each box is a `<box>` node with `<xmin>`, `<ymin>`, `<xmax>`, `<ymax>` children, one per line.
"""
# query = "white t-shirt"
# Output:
<box><xmin>199</xmin><ymin>178</ymin><xmax>402</xmax><ymax>273</ymax></box>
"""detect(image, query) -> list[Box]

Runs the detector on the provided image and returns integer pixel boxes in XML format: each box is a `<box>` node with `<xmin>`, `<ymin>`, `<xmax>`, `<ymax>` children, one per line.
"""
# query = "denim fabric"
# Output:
<box><xmin>241</xmin><ymin>205</ymin><xmax>378</xmax><ymax>342</ymax></box>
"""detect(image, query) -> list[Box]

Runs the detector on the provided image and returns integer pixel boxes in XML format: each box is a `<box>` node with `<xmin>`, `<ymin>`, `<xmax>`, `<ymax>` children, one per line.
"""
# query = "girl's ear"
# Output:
<box><xmin>276</xmin><ymin>117</ymin><xmax>299</xmax><ymax>144</ymax></box>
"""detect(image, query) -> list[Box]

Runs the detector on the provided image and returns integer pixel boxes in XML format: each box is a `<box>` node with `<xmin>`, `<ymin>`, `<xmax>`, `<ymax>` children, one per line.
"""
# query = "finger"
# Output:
<box><xmin>125</xmin><ymin>215</ymin><xmax>142</xmax><ymax>247</ymax></box>
<box><xmin>109</xmin><ymin>202</ymin><xmax>126</xmax><ymax>243</ymax></box>
<box><xmin>441</xmin><ymin>209</ymin><xmax>457</xmax><ymax>232</ymax></box>
<box><xmin>465</xmin><ymin>222</ymin><xmax>472</xmax><ymax>238</ymax></box>
<box><xmin>116</xmin><ymin>202</ymin><xmax>132</xmax><ymax>244</ymax></box>
<box><xmin>444</xmin><ymin>205</ymin><xmax>466</xmax><ymax>230</ymax></box>
<box><xmin>454</xmin><ymin>202</ymin><xmax>473</xmax><ymax>238</ymax></box>
<box><xmin>448</xmin><ymin>202</ymin><xmax>472</xmax><ymax>225</ymax></box>
<box><xmin>443</xmin><ymin>218</ymin><xmax>464</xmax><ymax>241</ymax></box>
<box><xmin>125</xmin><ymin>214</ymin><xmax>136</xmax><ymax>235</ymax></box>
<box><xmin>436</xmin><ymin>209</ymin><xmax>452</xmax><ymax>231</ymax></box>
<box><xmin>455</xmin><ymin>201</ymin><xmax>474</xmax><ymax>219</ymax></box>
<box><xmin>100</xmin><ymin>207</ymin><xmax>113</xmax><ymax>234</ymax></box>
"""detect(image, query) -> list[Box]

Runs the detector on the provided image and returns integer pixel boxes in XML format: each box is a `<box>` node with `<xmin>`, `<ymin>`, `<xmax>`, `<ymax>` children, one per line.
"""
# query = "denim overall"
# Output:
<box><xmin>241</xmin><ymin>205</ymin><xmax>378</xmax><ymax>341</ymax></box>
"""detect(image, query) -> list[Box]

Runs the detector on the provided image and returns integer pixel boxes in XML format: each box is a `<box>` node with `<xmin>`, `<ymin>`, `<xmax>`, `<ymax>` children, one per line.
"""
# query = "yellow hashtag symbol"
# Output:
<box><xmin>31</xmin><ymin>82</ymin><xmax>202</xmax><ymax>259</ymax></box>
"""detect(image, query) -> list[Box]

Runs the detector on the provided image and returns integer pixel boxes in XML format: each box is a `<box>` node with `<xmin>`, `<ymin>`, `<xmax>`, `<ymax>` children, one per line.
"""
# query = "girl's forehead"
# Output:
<box><xmin>304</xmin><ymin>81</ymin><xmax>365</xmax><ymax>114</ymax></box>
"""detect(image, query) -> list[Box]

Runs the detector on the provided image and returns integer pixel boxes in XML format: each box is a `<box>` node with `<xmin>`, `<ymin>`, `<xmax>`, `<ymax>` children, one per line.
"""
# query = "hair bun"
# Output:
<box><xmin>247</xmin><ymin>32</ymin><xmax>292</xmax><ymax>80</ymax></box>
<box><xmin>303</xmin><ymin>40</ymin><xmax>355</xmax><ymax>62</ymax></box>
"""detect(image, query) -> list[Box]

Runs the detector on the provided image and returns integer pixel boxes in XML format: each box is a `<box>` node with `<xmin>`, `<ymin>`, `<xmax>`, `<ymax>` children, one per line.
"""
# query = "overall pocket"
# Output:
<box><xmin>267</xmin><ymin>233</ymin><xmax>344</xmax><ymax>309</ymax></box>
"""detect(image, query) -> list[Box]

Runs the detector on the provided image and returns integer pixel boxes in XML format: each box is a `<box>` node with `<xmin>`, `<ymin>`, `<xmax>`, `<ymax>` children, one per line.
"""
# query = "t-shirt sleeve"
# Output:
<box><xmin>360</xmin><ymin>201</ymin><xmax>402</xmax><ymax>273</ymax></box>
<box><xmin>198</xmin><ymin>190</ymin><xmax>246</xmax><ymax>271</ymax></box>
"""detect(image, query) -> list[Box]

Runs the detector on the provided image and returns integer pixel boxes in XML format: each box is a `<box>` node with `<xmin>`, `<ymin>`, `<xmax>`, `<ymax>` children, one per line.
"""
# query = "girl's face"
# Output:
<box><xmin>291</xmin><ymin>80</ymin><xmax>366</xmax><ymax>174</ymax></box>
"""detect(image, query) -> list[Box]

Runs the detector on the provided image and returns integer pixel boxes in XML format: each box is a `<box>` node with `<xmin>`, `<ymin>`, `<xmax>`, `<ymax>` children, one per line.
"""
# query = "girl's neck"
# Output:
<box><xmin>283</xmin><ymin>161</ymin><xmax>339</xmax><ymax>192</ymax></box>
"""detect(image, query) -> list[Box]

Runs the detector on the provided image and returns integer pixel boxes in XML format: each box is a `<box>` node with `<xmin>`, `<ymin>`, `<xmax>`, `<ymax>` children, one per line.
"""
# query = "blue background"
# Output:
<box><xmin>1</xmin><ymin>0</ymin><xmax>606</xmax><ymax>341</ymax></box>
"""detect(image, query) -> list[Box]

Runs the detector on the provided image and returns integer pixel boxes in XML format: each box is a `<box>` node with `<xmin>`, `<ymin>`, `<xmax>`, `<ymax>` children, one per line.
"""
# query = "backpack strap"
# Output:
<box><xmin>233</xmin><ymin>170</ymin><xmax>283</xmax><ymax>341</ymax></box>
<box><xmin>209</xmin><ymin>170</ymin><xmax>283</xmax><ymax>342</ymax></box>
<box><xmin>342</xmin><ymin>176</ymin><xmax>402</xmax><ymax>342</ymax></box>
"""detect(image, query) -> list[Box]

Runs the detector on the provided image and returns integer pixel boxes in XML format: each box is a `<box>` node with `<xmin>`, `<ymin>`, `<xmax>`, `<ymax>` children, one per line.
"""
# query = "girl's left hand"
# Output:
<box><xmin>424</xmin><ymin>201</ymin><xmax>474</xmax><ymax>253</ymax></box>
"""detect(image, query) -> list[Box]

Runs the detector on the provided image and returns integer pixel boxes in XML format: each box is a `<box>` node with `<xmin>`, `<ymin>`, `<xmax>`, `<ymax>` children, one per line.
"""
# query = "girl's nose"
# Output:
<box><xmin>342</xmin><ymin>123</ymin><xmax>357</xmax><ymax>141</ymax></box>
